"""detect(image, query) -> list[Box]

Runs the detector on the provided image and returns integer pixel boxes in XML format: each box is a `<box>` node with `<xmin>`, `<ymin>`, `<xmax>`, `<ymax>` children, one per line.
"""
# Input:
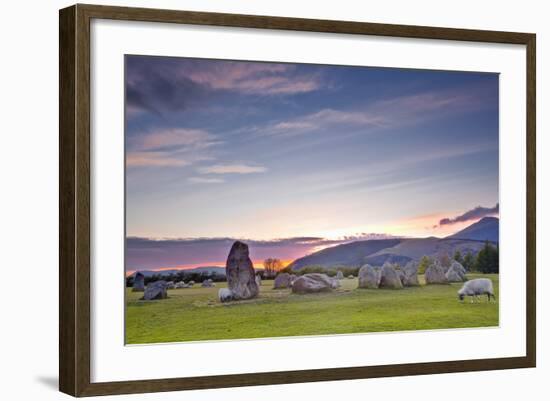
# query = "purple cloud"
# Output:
<box><xmin>438</xmin><ymin>203</ymin><xmax>499</xmax><ymax>226</ymax></box>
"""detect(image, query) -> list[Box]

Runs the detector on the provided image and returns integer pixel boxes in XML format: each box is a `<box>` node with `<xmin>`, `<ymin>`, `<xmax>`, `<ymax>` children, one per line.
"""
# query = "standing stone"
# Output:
<box><xmin>336</xmin><ymin>271</ymin><xmax>344</xmax><ymax>280</ymax></box>
<box><xmin>201</xmin><ymin>279</ymin><xmax>215</xmax><ymax>287</ymax></box>
<box><xmin>141</xmin><ymin>280</ymin><xmax>168</xmax><ymax>300</ymax></box>
<box><xmin>358</xmin><ymin>264</ymin><xmax>381</xmax><ymax>289</ymax></box>
<box><xmin>379</xmin><ymin>263</ymin><xmax>404</xmax><ymax>289</ymax></box>
<box><xmin>255</xmin><ymin>274</ymin><xmax>262</xmax><ymax>287</ymax></box>
<box><xmin>291</xmin><ymin>273</ymin><xmax>335</xmax><ymax>294</ymax></box>
<box><xmin>445</xmin><ymin>261</ymin><xmax>467</xmax><ymax>282</ymax></box>
<box><xmin>452</xmin><ymin>261</ymin><xmax>467</xmax><ymax>277</ymax></box>
<box><xmin>226</xmin><ymin>241</ymin><xmax>259</xmax><ymax>300</ymax></box>
<box><xmin>425</xmin><ymin>261</ymin><xmax>449</xmax><ymax>284</ymax></box>
<box><xmin>132</xmin><ymin>272</ymin><xmax>145</xmax><ymax>292</ymax></box>
<box><xmin>401</xmin><ymin>261</ymin><xmax>420</xmax><ymax>286</ymax></box>
<box><xmin>273</xmin><ymin>272</ymin><xmax>292</xmax><ymax>289</ymax></box>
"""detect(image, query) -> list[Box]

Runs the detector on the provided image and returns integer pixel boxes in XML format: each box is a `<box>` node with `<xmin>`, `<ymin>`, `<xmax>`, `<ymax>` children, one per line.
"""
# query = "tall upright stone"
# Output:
<box><xmin>226</xmin><ymin>241</ymin><xmax>259</xmax><ymax>300</ymax></box>
<box><xmin>425</xmin><ymin>260</ymin><xmax>449</xmax><ymax>284</ymax></box>
<box><xmin>445</xmin><ymin>261</ymin><xmax>467</xmax><ymax>282</ymax></box>
<box><xmin>402</xmin><ymin>261</ymin><xmax>420</xmax><ymax>286</ymax></box>
<box><xmin>358</xmin><ymin>264</ymin><xmax>381</xmax><ymax>289</ymax></box>
<box><xmin>132</xmin><ymin>271</ymin><xmax>145</xmax><ymax>292</ymax></box>
<box><xmin>379</xmin><ymin>263</ymin><xmax>404</xmax><ymax>289</ymax></box>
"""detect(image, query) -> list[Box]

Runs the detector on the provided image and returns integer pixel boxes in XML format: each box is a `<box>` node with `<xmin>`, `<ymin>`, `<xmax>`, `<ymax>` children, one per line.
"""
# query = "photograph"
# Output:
<box><xmin>124</xmin><ymin>55</ymin><xmax>500</xmax><ymax>345</ymax></box>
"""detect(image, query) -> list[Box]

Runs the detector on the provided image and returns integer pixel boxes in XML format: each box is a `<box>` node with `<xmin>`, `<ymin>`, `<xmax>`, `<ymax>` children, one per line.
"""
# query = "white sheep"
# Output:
<box><xmin>458</xmin><ymin>278</ymin><xmax>496</xmax><ymax>303</ymax></box>
<box><xmin>218</xmin><ymin>288</ymin><xmax>233</xmax><ymax>303</ymax></box>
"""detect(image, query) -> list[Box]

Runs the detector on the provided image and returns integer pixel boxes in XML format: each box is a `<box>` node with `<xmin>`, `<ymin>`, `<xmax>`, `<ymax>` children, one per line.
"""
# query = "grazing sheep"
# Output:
<box><xmin>458</xmin><ymin>278</ymin><xmax>496</xmax><ymax>303</ymax></box>
<box><xmin>218</xmin><ymin>288</ymin><xmax>234</xmax><ymax>303</ymax></box>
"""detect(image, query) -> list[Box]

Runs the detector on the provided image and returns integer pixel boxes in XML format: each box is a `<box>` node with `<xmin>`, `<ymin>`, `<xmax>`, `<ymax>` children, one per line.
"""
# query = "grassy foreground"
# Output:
<box><xmin>125</xmin><ymin>274</ymin><xmax>498</xmax><ymax>344</ymax></box>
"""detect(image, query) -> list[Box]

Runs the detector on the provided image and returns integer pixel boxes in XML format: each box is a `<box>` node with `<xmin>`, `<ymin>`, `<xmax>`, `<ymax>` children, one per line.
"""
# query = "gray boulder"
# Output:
<box><xmin>132</xmin><ymin>272</ymin><xmax>145</xmax><ymax>292</ymax></box>
<box><xmin>141</xmin><ymin>280</ymin><xmax>168</xmax><ymax>300</ymax></box>
<box><xmin>425</xmin><ymin>261</ymin><xmax>449</xmax><ymax>284</ymax></box>
<box><xmin>336</xmin><ymin>271</ymin><xmax>344</xmax><ymax>280</ymax></box>
<box><xmin>291</xmin><ymin>273</ymin><xmax>336</xmax><ymax>294</ymax></box>
<box><xmin>273</xmin><ymin>273</ymin><xmax>292</xmax><ymax>289</ymax></box>
<box><xmin>452</xmin><ymin>261</ymin><xmax>467</xmax><ymax>276</ymax></box>
<box><xmin>446</xmin><ymin>261</ymin><xmax>467</xmax><ymax>282</ymax></box>
<box><xmin>347</xmin><ymin>275</ymin><xmax>354</xmax><ymax>279</ymax></box>
<box><xmin>401</xmin><ymin>261</ymin><xmax>420</xmax><ymax>286</ymax></box>
<box><xmin>379</xmin><ymin>263</ymin><xmax>403</xmax><ymax>289</ymax></box>
<box><xmin>201</xmin><ymin>279</ymin><xmax>215</xmax><ymax>287</ymax></box>
<box><xmin>225</xmin><ymin>241</ymin><xmax>259</xmax><ymax>300</ymax></box>
<box><xmin>358</xmin><ymin>264</ymin><xmax>381</xmax><ymax>289</ymax></box>
<box><xmin>289</xmin><ymin>274</ymin><xmax>298</xmax><ymax>286</ymax></box>
<box><xmin>166</xmin><ymin>281</ymin><xmax>175</xmax><ymax>289</ymax></box>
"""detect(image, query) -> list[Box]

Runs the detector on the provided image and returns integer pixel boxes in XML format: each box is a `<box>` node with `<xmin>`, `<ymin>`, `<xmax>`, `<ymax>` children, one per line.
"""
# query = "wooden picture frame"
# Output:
<box><xmin>59</xmin><ymin>3</ymin><xmax>536</xmax><ymax>397</ymax></box>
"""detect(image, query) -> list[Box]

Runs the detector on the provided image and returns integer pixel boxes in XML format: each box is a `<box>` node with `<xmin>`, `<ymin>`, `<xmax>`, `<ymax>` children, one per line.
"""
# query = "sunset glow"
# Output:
<box><xmin>125</xmin><ymin>56</ymin><xmax>498</xmax><ymax>272</ymax></box>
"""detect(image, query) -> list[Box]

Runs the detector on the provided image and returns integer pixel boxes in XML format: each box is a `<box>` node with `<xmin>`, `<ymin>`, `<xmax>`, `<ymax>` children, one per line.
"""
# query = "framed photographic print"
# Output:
<box><xmin>59</xmin><ymin>4</ymin><xmax>536</xmax><ymax>397</ymax></box>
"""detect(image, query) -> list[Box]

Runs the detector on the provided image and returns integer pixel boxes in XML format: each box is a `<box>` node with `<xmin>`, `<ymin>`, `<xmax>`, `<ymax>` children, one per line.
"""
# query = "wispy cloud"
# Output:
<box><xmin>138</xmin><ymin>128</ymin><xmax>218</xmax><ymax>151</ymax></box>
<box><xmin>198</xmin><ymin>163</ymin><xmax>267</xmax><ymax>174</ymax></box>
<box><xmin>127</xmin><ymin>152</ymin><xmax>193</xmax><ymax>168</ymax></box>
<box><xmin>249</xmin><ymin>87</ymin><xmax>491</xmax><ymax>138</ymax></box>
<box><xmin>188</xmin><ymin>177</ymin><xmax>225</xmax><ymax>184</ymax></box>
<box><xmin>437</xmin><ymin>203</ymin><xmax>499</xmax><ymax>226</ymax></box>
<box><xmin>127</xmin><ymin>128</ymin><xmax>220</xmax><ymax>168</ymax></box>
<box><xmin>181</xmin><ymin>61</ymin><xmax>322</xmax><ymax>95</ymax></box>
<box><xmin>261</xmin><ymin>108</ymin><xmax>386</xmax><ymax>137</ymax></box>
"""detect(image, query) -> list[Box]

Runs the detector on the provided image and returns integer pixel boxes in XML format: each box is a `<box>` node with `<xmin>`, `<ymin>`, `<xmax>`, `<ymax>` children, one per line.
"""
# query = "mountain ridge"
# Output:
<box><xmin>288</xmin><ymin>217</ymin><xmax>499</xmax><ymax>270</ymax></box>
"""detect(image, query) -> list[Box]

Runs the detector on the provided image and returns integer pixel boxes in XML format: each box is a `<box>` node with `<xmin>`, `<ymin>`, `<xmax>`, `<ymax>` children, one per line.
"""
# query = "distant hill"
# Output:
<box><xmin>287</xmin><ymin>239</ymin><xmax>402</xmax><ymax>270</ymax></box>
<box><xmin>288</xmin><ymin>218</ymin><xmax>499</xmax><ymax>270</ymax></box>
<box><xmin>366</xmin><ymin>238</ymin><xmax>488</xmax><ymax>266</ymax></box>
<box><xmin>446</xmin><ymin>217</ymin><xmax>499</xmax><ymax>242</ymax></box>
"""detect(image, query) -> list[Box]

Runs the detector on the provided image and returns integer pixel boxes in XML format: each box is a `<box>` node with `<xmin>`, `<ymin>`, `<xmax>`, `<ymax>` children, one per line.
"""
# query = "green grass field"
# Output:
<box><xmin>125</xmin><ymin>274</ymin><xmax>499</xmax><ymax>344</ymax></box>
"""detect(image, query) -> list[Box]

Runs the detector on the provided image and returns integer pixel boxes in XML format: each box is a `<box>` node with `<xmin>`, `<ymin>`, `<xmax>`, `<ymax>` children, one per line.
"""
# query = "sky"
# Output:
<box><xmin>125</xmin><ymin>55</ymin><xmax>499</xmax><ymax>271</ymax></box>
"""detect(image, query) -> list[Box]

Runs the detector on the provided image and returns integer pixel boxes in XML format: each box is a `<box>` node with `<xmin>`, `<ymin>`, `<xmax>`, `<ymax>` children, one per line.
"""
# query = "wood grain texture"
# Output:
<box><xmin>59</xmin><ymin>5</ymin><xmax>76</xmax><ymax>396</ymax></box>
<box><xmin>59</xmin><ymin>3</ymin><xmax>537</xmax><ymax>397</ymax></box>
